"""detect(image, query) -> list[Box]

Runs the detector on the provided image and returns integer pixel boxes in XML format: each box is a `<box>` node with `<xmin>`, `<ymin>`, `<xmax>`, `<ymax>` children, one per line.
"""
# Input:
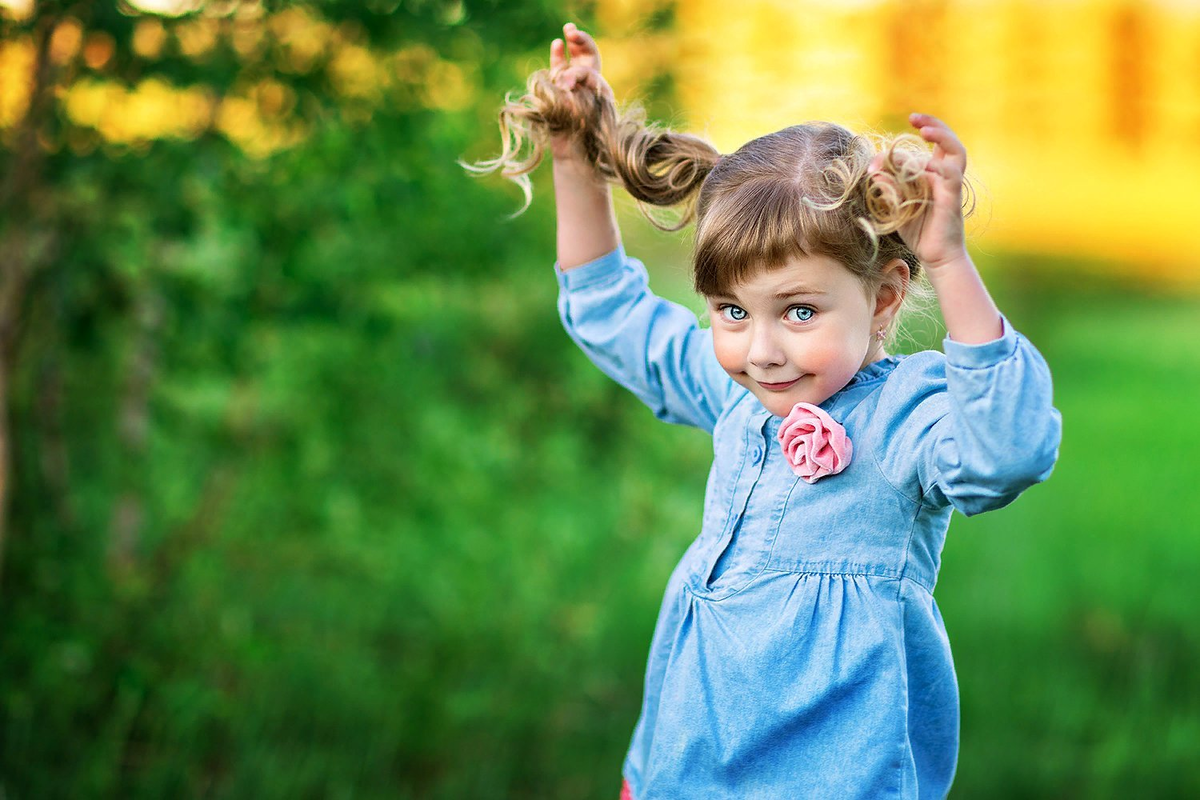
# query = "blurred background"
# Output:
<box><xmin>0</xmin><ymin>0</ymin><xmax>1197</xmax><ymax>797</ymax></box>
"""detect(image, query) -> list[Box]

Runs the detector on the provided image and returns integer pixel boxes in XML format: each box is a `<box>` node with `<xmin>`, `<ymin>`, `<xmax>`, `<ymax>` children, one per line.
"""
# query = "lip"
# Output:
<box><xmin>755</xmin><ymin>377</ymin><xmax>800</xmax><ymax>391</ymax></box>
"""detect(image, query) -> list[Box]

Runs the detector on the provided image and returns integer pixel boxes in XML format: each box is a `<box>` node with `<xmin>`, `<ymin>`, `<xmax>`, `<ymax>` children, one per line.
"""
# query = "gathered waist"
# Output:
<box><xmin>755</xmin><ymin>559</ymin><xmax>936</xmax><ymax>594</ymax></box>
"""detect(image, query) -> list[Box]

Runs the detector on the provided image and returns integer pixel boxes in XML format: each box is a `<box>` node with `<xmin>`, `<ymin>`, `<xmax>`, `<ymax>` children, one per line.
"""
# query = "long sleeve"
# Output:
<box><xmin>556</xmin><ymin>247</ymin><xmax>735</xmax><ymax>433</ymax></box>
<box><xmin>872</xmin><ymin>317</ymin><xmax>1062</xmax><ymax>517</ymax></box>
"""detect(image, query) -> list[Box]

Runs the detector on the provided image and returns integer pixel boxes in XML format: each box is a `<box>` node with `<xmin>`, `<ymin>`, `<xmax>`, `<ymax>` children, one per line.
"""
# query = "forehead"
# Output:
<box><xmin>709</xmin><ymin>253</ymin><xmax>868</xmax><ymax>301</ymax></box>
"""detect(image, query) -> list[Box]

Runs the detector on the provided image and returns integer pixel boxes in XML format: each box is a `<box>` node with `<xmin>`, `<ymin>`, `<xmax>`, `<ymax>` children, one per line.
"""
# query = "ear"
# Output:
<box><xmin>872</xmin><ymin>258</ymin><xmax>910</xmax><ymax>328</ymax></box>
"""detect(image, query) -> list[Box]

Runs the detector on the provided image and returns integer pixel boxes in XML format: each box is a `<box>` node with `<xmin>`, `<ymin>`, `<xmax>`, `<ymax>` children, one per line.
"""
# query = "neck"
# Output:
<box><xmin>861</xmin><ymin>343</ymin><xmax>889</xmax><ymax>368</ymax></box>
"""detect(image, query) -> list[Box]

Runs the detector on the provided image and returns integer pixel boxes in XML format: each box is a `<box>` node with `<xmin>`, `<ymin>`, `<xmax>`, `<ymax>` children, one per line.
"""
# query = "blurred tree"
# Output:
<box><xmin>1</xmin><ymin>1</ymin><xmax>587</xmax><ymax>795</ymax></box>
<box><xmin>0</xmin><ymin>0</ymin><xmax>562</xmax><ymax>579</ymax></box>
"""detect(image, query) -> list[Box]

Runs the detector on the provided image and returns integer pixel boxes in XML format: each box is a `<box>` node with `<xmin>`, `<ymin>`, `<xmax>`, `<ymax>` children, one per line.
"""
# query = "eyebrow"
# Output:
<box><xmin>774</xmin><ymin>285</ymin><xmax>826</xmax><ymax>299</ymax></box>
<box><xmin>707</xmin><ymin>285</ymin><xmax>827</xmax><ymax>304</ymax></box>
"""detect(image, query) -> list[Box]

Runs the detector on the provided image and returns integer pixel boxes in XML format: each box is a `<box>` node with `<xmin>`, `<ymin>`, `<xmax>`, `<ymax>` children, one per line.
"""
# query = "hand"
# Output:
<box><xmin>548</xmin><ymin>23</ymin><xmax>613</xmax><ymax>158</ymax></box>
<box><xmin>549</xmin><ymin>22</ymin><xmax>611</xmax><ymax>99</ymax></box>
<box><xmin>870</xmin><ymin>113</ymin><xmax>969</xmax><ymax>272</ymax></box>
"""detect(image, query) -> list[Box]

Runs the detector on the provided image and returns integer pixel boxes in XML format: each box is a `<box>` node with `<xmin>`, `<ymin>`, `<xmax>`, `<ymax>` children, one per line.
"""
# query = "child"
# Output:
<box><xmin>469</xmin><ymin>22</ymin><xmax>1061</xmax><ymax>800</ymax></box>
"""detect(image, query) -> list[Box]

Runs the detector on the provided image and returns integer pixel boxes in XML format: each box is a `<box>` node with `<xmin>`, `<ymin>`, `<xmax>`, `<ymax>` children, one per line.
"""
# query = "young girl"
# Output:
<box><xmin>471</xmin><ymin>23</ymin><xmax>1061</xmax><ymax>800</ymax></box>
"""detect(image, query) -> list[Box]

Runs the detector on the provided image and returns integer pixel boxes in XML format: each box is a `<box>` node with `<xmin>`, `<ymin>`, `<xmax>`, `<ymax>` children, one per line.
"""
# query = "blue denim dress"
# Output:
<box><xmin>556</xmin><ymin>248</ymin><xmax>1061</xmax><ymax>800</ymax></box>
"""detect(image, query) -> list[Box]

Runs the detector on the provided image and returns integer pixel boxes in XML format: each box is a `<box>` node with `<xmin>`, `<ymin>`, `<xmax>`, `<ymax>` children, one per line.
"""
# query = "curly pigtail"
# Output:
<box><xmin>808</xmin><ymin>132</ymin><xmax>977</xmax><ymax>281</ymax></box>
<box><xmin>464</xmin><ymin>67</ymin><xmax>722</xmax><ymax>229</ymax></box>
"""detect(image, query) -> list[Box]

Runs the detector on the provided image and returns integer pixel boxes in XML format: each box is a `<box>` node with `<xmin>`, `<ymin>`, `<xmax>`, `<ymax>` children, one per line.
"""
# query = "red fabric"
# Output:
<box><xmin>619</xmin><ymin>778</ymin><xmax>633</xmax><ymax>800</ymax></box>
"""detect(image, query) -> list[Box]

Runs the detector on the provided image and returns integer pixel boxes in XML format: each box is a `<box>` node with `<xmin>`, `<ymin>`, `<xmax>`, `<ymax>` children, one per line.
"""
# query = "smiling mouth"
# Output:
<box><xmin>755</xmin><ymin>377</ymin><xmax>800</xmax><ymax>391</ymax></box>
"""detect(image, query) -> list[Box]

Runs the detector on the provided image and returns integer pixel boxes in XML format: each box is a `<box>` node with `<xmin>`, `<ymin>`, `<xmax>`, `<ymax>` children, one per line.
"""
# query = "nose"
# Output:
<box><xmin>748</xmin><ymin>323</ymin><xmax>786</xmax><ymax>370</ymax></box>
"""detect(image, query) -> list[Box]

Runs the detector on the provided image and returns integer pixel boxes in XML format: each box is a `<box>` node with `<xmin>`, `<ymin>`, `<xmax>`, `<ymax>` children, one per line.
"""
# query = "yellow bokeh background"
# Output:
<box><xmin>598</xmin><ymin>0</ymin><xmax>1200</xmax><ymax>285</ymax></box>
<box><xmin>5</xmin><ymin>0</ymin><xmax>1196</xmax><ymax>285</ymax></box>
<box><xmin>0</xmin><ymin>4</ymin><xmax>472</xmax><ymax>158</ymax></box>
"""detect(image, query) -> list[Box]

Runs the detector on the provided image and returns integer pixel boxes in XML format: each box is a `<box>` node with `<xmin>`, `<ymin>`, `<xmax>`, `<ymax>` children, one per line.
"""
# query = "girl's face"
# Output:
<box><xmin>706</xmin><ymin>254</ymin><xmax>896</xmax><ymax>417</ymax></box>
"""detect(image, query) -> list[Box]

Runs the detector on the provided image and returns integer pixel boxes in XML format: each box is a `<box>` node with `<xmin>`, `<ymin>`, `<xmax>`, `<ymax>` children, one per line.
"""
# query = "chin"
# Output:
<box><xmin>760</xmin><ymin>385</ymin><xmax>846</xmax><ymax>417</ymax></box>
<box><xmin>732</xmin><ymin>376</ymin><xmax>836</xmax><ymax>417</ymax></box>
<box><xmin>756</xmin><ymin>392</ymin><xmax>806</xmax><ymax>418</ymax></box>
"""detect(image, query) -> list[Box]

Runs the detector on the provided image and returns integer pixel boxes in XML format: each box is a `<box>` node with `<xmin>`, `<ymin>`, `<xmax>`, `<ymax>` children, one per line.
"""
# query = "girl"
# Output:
<box><xmin>470</xmin><ymin>22</ymin><xmax>1061</xmax><ymax>800</ymax></box>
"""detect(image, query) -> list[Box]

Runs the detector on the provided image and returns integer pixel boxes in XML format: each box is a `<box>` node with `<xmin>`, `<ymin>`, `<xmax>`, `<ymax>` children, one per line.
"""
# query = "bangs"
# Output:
<box><xmin>692</xmin><ymin>177</ymin><xmax>860</xmax><ymax>296</ymax></box>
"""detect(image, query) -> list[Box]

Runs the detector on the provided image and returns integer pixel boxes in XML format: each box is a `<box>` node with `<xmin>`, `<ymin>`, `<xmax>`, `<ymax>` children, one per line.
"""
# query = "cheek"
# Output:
<box><xmin>828</xmin><ymin>318</ymin><xmax>872</xmax><ymax>355</ymax></box>
<box><xmin>799</xmin><ymin>338</ymin><xmax>847</xmax><ymax>370</ymax></box>
<box><xmin>711</xmin><ymin>330</ymin><xmax>744</xmax><ymax>374</ymax></box>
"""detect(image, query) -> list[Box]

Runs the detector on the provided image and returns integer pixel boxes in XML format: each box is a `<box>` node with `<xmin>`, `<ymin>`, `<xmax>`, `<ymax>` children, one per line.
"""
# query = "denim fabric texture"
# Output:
<box><xmin>556</xmin><ymin>247</ymin><xmax>1062</xmax><ymax>800</ymax></box>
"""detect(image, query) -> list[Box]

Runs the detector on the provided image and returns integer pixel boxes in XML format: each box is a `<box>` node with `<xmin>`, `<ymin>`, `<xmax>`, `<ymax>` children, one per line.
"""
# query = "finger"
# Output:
<box><xmin>909</xmin><ymin>112</ymin><xmax>942</xmax><ymax>128</ymax></box>
<box><xmin>563</xmin><ymin>22</ymin><xmax>596</xmax><ymax>51</ymax></box>
<box><xmin>563</xmin><ymin>22</ymin><xmax>602</xmax><ymax>70</ymax></box>
<box><xmin>909</xmin><ymin>112</ymin><xmax>956</xmax><ymax>137</ymax></box>
<box><xmin>909</xmin><ymin>113</ymin><xmax>967</xmax><ymax>171</ymax></box>
<box><xmin>916</xmin><ymin>124</ymin><xmax>964</xmax><ymax>159</ymax></box>
<box><xmin>550</xmin><ymin>37</ymin><xmax>566</xmax><ymax>71</ymax></box>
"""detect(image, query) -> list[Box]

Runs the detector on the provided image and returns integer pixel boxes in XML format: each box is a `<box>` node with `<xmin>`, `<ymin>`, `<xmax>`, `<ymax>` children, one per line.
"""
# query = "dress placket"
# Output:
<box><xmin>697</xmin><ymin>411</ymin><xmax>775</xmax><ymax>594</ymax></box>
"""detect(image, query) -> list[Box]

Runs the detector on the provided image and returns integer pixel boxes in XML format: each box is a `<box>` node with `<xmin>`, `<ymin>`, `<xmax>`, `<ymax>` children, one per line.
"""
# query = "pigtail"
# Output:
<box><xmin>866</xmin><ymin>135</ymin><xmax>978</xmax><ymax>284</ymax></box>
<box><xmin>804</xmin><ymin>132</ymin><xmax>977</xmax><ymax>281</ymax></box>
<box><xmin>860</xmin><ymin>134</ymin><xmax>934</xmax><ymax>239</ymax></box>
<box><xmin>460</xmin><ymin>69</ymin><xmax>582</xmax><ymax>216</ymax></box>
<box><xmin>593</xmin><ymin>104</ymin><xmax>722</xmax><ymax>230</ymax></box>
<box><xmin>863</xmin><ymin>133</ymin><xmax>977</xmax><ymax>239</ymax></box>
<box><xmin>464</xmin><ymin>66</ymin><xmax>722</xmax><ymax>229</ymax></box>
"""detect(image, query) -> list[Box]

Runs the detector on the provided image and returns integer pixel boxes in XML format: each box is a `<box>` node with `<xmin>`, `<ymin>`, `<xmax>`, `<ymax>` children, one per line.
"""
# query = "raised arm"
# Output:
<box><xmin>532</xmin><ymin>26</ymin><xmax>733</xmax><ymax>430</ymax></box>
<box><xmin>557</xmin><ymin>249</ymin><xmax>735</xmax><ymax>433</ymax></box>
<box><xmin>870</xmin><ymin>114</ymin><xmax>1060</xmax><ymax>514</ymax></box>
<box><xmin>871</xmin><ymin>113</ymin><xmax>1002</xmax><ymax>345</ymax></box>
<box><xmin>548</xmin><ymin>23</ymin><xmax>621</xmax><ymax>270</ymax></box>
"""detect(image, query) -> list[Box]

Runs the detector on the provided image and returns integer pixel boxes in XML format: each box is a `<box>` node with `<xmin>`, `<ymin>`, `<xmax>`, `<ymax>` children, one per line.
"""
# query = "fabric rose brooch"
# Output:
<box><xmin>778</xmin><ymin>403</ymin><xmax>853</xmax><ymax>484</ymax></box>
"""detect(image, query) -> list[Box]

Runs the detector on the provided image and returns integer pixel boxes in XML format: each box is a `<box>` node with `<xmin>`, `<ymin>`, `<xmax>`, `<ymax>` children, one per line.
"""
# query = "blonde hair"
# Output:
<box><xmin>467</xmin><ymin>66</ymin><xmax>976</xmax><ymax>335</ymax></box>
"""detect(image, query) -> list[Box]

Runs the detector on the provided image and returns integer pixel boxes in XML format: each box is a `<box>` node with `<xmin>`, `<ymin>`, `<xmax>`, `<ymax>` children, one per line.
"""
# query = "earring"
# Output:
<box><xmin>874</xmin><ymin>327</ymin><xmax>887</xmax><ymax>342</ymax></box>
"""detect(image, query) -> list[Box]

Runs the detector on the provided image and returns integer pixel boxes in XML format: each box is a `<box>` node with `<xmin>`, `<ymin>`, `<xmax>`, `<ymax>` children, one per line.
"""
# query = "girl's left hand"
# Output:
<box><xmin>870</xmin><ymin>113</ymin><xmax>970</xmax><ymax>272</ymax></box>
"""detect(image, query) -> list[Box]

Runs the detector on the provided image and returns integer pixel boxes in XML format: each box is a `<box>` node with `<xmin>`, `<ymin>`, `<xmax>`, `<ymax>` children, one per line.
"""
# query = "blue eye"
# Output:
<box><xmin>787</xmin><ymin>306</ymin><xmax>815</xmax><ymax>323</ymax></box>
<box><xmin>722</xmin><ymin>305</ymin><xmax>747</xmax><ymax>322</ymax></box>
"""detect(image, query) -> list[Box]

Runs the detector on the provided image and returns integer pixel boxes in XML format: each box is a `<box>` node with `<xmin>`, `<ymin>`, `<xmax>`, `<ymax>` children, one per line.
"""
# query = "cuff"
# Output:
<box><xmin>555</xmin><ymin>246</ymin><xmax>629</xmax><ymax>291</ymax></box>
<box><xmin>942</xmin><ymin>315</ymin><xmax>1019</xmax><ymax>370</ymax></box>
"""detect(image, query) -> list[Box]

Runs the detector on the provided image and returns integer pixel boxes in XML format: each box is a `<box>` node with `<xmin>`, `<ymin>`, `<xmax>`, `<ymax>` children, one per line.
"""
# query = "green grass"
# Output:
<box><xmin>939</xmin><ymin>282</ymin><xmax>1200</xmax><ymax>797</ymax></box>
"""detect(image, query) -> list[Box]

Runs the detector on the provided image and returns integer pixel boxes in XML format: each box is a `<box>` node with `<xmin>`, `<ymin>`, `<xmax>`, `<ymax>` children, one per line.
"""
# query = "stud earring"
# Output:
<box><xmin>874</xmin><ymin>327</ymin><xmax>887</xmax><ymax>342</ymax></box>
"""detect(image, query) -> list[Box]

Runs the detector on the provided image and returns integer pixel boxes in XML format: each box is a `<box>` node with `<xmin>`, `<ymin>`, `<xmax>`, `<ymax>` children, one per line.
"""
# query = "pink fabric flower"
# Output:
<box><xmin>778</xmin><ymin>402</ymin><xmax>853</xmax><ymax>484</ymax></box>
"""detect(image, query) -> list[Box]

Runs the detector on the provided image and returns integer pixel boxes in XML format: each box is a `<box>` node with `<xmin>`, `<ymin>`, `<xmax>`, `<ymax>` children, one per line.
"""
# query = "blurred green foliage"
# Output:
<box><xmin>2</xmin><ymin>2</ymin><xmax>1199</xmax><ymax>798</ymax></box>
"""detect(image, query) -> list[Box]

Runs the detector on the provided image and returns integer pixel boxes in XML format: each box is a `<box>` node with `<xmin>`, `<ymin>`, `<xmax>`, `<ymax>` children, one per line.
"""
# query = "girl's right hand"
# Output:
<box><xmin>548</xmin><ymin>22</ymin><xmax>613</xmax><ymax>159</ymax></box>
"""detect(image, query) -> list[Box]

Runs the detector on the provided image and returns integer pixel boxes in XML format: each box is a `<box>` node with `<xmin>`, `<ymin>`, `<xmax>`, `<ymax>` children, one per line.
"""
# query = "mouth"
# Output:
<box><xmin>755</xmin><ymin>377</ymin><xmax>800</xmax><ymax>392</ymax></box>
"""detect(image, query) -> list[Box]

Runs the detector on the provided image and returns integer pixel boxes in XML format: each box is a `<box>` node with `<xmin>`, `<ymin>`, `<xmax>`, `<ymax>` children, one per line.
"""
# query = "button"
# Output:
<box><xmin>749</xmin><ymin>446</ymin><xmax>763</xmax><ymax>465</ymax></box>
